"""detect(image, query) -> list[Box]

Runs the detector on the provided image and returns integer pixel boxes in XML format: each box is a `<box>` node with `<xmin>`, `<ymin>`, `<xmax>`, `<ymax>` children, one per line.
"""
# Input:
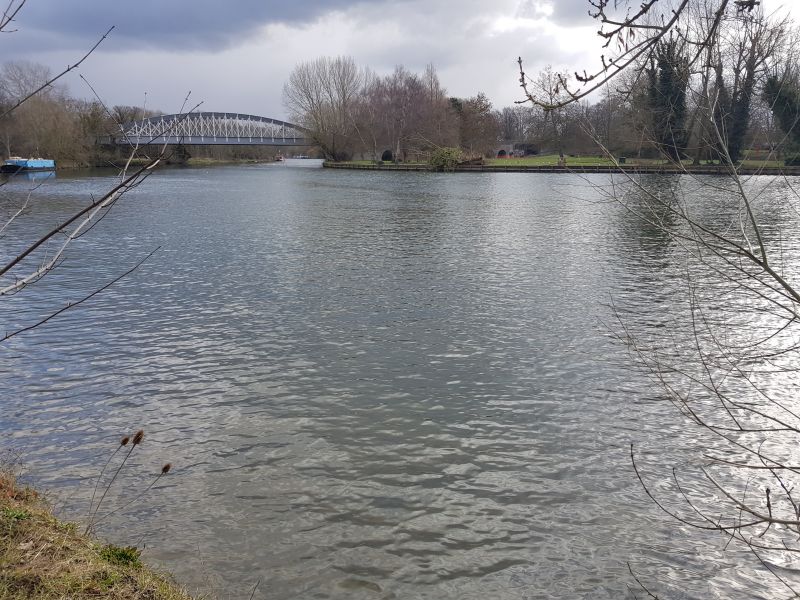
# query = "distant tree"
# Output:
<box><xmin>0</xmin><ymin>60</ymin><xmax>53</xmax><ymax>101</ymax></box>
<box><xmin>283</xmin><ymin>56</ymin><xmax>362</xmax><ymax>160</ymax></box>
<box><xmin>528</xmin><ymin>66</ymin><xmax>571</xmax><ymax>154</ymax></box>
<box><xmin>357</xmin><ymin>64</ymin><xmax>457</xmax><ymax>162</ymax></box>
<box><xmin>0</xmin><ymin>61</ymin><xmax>158</xmax><ymax>165</ymax></box>
<box><xmin>383</xmin><ymin>66</ymin><xmax>420</xmax><ymax>161</ymax></box>
<box><xmin>585</xmin><ymin>88</ymin><xmax>617</xmax><ymax>152</ymax></box>
<box><xmin>645</xmin><ymin>38</ymin><xmax>689</xmax><ymax>161</ymax></box>
<box><xmin>351</xmin><ymin>69</ymin><xmax>383</xmax><ymax>161</ymax></box>
<box><xmin>452</xmin><ymin>92</ymin><xmax>500</xmax><ymax>157</ymax></box>
<box><xmin>0</xmin><ymin>61</ymin><xmax>57</xmax><ymax>157</ymax></box>
<box><xmin>497</xmin><ymin>106</ymin><xmax>530</xmax><ymax>142</ymax></box>
<box><xmin>110</xmin><ymin>105</ymin><xmax>161</xmax><ymax>125</ymax></box>
<box><xmin>763</xmin><ymin>74</ymin><xmax>800</xmax><ymax>163</ymax></box>
<box><xmin>707</xmin><ymin>9</ymin><xmax>788</xmax><ymax>162</ymax></box>
<box><xmin>285</xmin><ymin>57</ymin><xmax>490</xmax><ymax>162</ymax></box>
<box><xmin>0</xmin><ymin>63</ymin><xmax>85</xmax><ymax>162</ymax></box>
<box><xmin>418</xmin><ymin>63</ymin><xmax>459</xmax><ymax>149</ymax></box>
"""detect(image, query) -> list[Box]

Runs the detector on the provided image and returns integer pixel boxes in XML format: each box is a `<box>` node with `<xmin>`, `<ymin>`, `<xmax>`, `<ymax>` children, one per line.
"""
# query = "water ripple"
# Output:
<box><xmin>2</xmin><ymin>166</ymin><xmax>799</xmax><ymax>598</ymax></box>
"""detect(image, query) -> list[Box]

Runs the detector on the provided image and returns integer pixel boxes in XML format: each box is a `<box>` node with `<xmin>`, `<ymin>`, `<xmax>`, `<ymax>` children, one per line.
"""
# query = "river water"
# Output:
<box><xmin>1</xmin><ymin>161</ymin><xmax>798</xmax><ymax>599</ymax></box>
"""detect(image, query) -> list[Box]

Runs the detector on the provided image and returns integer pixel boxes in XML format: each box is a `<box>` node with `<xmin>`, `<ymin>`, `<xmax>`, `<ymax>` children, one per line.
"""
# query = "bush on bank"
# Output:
<box><xmin>429</xmin><ymin>147</ymin><xmax>463</xmax><ymax>171</ymax></box>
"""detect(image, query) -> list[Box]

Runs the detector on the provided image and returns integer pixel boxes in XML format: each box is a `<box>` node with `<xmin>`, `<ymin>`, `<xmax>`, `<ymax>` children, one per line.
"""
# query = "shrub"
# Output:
<box><xmin>98</xmin><ymin>544</ymin><xmax>142</xmax><ymax>568</ymax></box>
<box><xmin>429</xmin><ymin>147</ymin><xmax>463</xmax><ymax>171</ymax></box>
<box><xmin>2</xmin><ymin>507</ymin><xmax>31</xmax><ymax>522</ymax></box>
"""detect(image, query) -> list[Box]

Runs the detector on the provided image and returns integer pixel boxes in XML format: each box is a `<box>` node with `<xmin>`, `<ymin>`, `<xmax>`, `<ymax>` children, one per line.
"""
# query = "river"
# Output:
<box><xmin>1</xmin><ymin>161</ymin><xmax>797</xmax><ymax>599</ymax></box>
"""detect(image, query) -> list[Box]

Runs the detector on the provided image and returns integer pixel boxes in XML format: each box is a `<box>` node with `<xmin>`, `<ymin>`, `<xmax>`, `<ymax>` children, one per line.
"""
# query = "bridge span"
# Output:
<box><xmin>112</xmin><ymin>112</ymin><xmax>313</xmax><ymax>146</ymax></box>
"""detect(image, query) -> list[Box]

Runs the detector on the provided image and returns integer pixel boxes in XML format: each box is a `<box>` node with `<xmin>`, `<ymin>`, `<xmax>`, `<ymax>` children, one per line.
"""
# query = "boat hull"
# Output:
<box><xmin>1</xmin><ymin>158</ymin><xmax>56</xmax><ymax>173</ymax></box>
<box><xmin>0</xmin><ymin>165</ymin><xmax>56</xmax><ymax>173</ymax></box>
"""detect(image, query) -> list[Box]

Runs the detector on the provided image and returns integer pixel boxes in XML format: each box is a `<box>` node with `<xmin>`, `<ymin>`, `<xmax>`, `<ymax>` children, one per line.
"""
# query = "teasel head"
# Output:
<box><xmin>161</xmin><ymin>463</ymin><xmax>172</xmax><ymax>475</ymax></box>
<box><xmin>120</xmin><ymin>436</ymin><xmax>130</xmax><ymax>447</ymax></box>
<box><xmin>132</xmin><ymin>430</ymin><xmax>144</xmax><ymax>446</ymax></box>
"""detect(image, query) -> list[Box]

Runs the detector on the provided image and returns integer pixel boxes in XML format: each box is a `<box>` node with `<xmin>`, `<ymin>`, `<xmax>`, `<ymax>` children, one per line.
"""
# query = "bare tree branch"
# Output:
<box><xmin>2</xmin><ymin>247</ymin><xmax>160</xmax><ymax>341</ymax></box>
<box><xmin>0</xmin><ymin>25</ymin><xmax>115</xmax><ymax>120</ymax></box>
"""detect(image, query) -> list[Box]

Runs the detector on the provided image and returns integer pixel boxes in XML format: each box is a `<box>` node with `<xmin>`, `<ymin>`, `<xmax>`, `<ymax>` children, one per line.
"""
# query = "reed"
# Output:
<box><xmin>85</xmin><ymin>430</ymin><xmax>171</xmax><ymax>535</ymax></box>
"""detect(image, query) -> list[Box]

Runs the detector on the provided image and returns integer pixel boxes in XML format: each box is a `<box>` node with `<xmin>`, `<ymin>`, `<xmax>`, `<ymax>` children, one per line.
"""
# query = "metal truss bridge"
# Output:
<box><xmin>113</xmin><ymin>112</ymin><xmax>313</xmax><ymax>146</ymax></box>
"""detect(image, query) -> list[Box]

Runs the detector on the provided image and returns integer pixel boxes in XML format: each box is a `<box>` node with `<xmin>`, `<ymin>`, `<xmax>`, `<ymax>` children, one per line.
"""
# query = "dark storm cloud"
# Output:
<box><xmin>14</xmin><ymin>1</ymin><xmax>377</xmax><ymax>51</ymax></box>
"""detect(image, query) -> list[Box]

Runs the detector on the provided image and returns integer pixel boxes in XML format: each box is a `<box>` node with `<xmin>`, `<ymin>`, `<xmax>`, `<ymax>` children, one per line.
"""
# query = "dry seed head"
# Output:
<box><xmin>132</xmin><ymin>430</ymin><xmax>144</xmax><ymax>446</ymax></box>
<box><xmin>161</xmin><ymin>463</ymin><xmax>171</xmax><ymax>475</ymax></box>
<box><xmin>120</xmin><ymin>436</ymin><xmax>130</xmax><ymax>446</ymax></box>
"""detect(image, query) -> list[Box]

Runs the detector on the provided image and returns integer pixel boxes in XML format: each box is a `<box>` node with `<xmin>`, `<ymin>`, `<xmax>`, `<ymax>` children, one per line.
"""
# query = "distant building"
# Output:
<box><xmin>494</xmin><ymin>142</ymin><xmax>539</xmax><ymax>158</ymax></box>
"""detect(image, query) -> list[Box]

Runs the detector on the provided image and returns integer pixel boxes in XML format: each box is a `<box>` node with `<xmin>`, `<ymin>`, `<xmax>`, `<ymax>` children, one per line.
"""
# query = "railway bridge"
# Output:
<box><xmin>110</xmin><ymin>112</ymin><xmax>313</xmax><ymax>146</ymax></box>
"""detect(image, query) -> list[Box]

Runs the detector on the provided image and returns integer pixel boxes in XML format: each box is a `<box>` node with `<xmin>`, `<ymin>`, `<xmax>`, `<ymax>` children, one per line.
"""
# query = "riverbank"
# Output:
<box><xmin>53</xmin><ymin>156</ymin><xmax>279</xmax><ymax>171</ymax></box>
<box><xmin>0</xmin><ymin>469</ymin><xmax>193</xmax><ymax>600</ymax></box>
<box><xmin>324</xmin><ymin>160</ymin><xmax>800</xmax><ymax>176</ymax></box>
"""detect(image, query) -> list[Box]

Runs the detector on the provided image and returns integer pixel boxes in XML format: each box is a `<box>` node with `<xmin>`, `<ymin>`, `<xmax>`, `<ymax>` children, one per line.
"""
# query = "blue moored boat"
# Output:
<box><xmin>1</xmin><ymin>157</ymin><xmax>56</xmax><ymax>173</ymax></box>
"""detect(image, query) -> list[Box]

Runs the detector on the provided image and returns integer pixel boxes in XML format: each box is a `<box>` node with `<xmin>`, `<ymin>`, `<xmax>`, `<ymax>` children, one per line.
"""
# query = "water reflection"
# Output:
<box><xmin>0</xmin><ymin>169</ymin><xmax>55</xmax><ymax>184</ymax></box>
<box><xmin>1</xmin><ymin>167</ymin><xmax>799</xmax><ymax>599</ymax></box>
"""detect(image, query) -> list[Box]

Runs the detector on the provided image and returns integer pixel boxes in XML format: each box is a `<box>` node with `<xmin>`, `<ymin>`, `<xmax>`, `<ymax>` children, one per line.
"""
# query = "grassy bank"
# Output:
<box><xmin>53</xmin><ymin>157</ymin><xmax>279</xmax><ymax>171</ymax></box>
<box><xmin>0</xmin><ymin>469</ymin><xmax>193</xmax><ymax>600</ymax></box>
<box><xmin>333</xmin><ymin>153</ymin><xmax>787</xmax><ymax>169</ymax></box>
<box><xmin>486</xmin><ymin>154</ymin><xmax>616</xmax><ymax>166</ymax></box>
<box><xmin>486</xmin><ymin>153</ymin><xmax>785</xmax><ymax>168</ymax></box>
<box><xmin>185</xmin><ymin>157</ymin><xmax>275</xmax><ymax>167</ymax></box>
<box><xmin>326</xmin><ymin>153</ymin><xmax>797</xmax><ymax>174</ymax></box>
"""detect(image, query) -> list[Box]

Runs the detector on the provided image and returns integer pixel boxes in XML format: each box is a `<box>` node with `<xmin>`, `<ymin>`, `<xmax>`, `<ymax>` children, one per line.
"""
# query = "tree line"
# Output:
<box><xmin>0</xmin><ymin>61</ymin><xmax>162</xmax><ymax>165</ymax></box>
<box><xmin>525</xmin><ymin>4</ymin><xmax>800</xmax><ymax>165</ymax></box>
<box><xmin>286</xmin><ymin>9</ymin><xmax>800</xmax><ymax>165</ymax></box>
<box><xmin>4</xmin><ymin>4</ymin><xmax>800</xmax><ymax>169</ymax></box>
<box><xmin>0</xmin><ymin>62</ymin><xmax>283</xmax><ymax>166</ymax></box>
<box><xmin>283</xmin><ymin>58</ymin><xmax>501</xmax><ymax>162</ymax></box>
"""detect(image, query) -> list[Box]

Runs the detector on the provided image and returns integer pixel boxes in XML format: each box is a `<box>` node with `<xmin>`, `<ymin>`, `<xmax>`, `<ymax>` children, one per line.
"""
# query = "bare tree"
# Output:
<box><xmin>520</xmin><ymin>65</ymin><xmax>572</xmax><ymax>155</ymax></box>
<box><xmin>282</xmin><ymin>55</ymin><xmax>363</xmax><ymax>160</ymax></box>
<box><xmin>516</xmin><ymin>1</ymin><xmax>771</xmax><ymax>109</ymax></box>
<box><xmin>706</xmin><ymin>8</ymin><xmax>789</xmax><ymax>162</ymax></box>
<box><xmin>451</xmin><ymin>92</ymin><xmax>500</xmax><ymax>158</ymax></box>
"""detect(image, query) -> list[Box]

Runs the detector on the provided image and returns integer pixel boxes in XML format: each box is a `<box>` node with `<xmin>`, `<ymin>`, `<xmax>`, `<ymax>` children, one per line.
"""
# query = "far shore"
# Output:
<box><xmin>324</xmin><ymin>156</ymin><xmax>800</xmax><ymax>176</ymax></box>
<box><xmin>50</xmin><ymin>156</ymin><xmax>284</xmax><ymax>171</ymax></box>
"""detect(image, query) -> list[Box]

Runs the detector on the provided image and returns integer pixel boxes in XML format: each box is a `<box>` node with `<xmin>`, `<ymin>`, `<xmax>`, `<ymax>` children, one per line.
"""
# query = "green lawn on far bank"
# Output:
<box><xmin>488</xmin><ymin>154</ymin><xmax>786</xmax><ymax>168</ymax></box>
<box><xmin>331</xmin><ymin>153</ymin><xmax>790</xmax><ymax>169</ymax></box>
<box><xmin>339</xmin><ymin>159</ymin><xmax>427</xmax><ymax>166</ymax></box>
<box><xmin>487</xmin><ymin>155</ymin><xmax>615</xmax><ymax>166</ymax></box>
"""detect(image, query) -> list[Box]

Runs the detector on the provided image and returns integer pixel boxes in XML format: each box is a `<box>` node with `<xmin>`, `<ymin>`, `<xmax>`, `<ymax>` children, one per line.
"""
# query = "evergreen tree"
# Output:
<box><xmin>646</xmin><ymin>39</ymin><xmax>689</xmax><ymax>161</ymax></box>
<box><xmin>763</xmin><ymin>75</ymin><xmax>800</xmax><ymax>164</ymax></box>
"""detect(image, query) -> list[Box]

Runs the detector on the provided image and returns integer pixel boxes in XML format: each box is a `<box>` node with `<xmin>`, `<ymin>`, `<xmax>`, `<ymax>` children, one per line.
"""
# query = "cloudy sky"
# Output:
<box><xmin>5</xmin><ymin>0</ymin><xmax>800</xmax><ymax>119</ymax></box>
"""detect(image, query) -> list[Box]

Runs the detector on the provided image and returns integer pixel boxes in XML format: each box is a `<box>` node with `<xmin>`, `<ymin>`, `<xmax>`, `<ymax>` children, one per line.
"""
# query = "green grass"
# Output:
<box><xmin>489</xmin><ymin>154</ymin><xmax>791</xmax><ymax>169</ymax></box>
<box><xmin>0</xmin><ymin>469</ymin><xmax>194</xmax><ymax>600</ymax></box>
<box><xmin>487</xmin><ymin>154</ymin><xmax>616</xmax><ymax>166</ymax></box>
<box><xmin>98</xmin><ymin>545</ymin><xmax>143</xmax><ymax>569</ymax></box>
<box><xmin>333</xmin><ymin>154</ymin><xmax>795</xmax><ymax>170</ymax></box>
<box><xmin>335</xmin><ymin>159</ymin><xmax>427</xmax><ymax>166</ymax></box>
<box><xmin>1</xmin><ymin>508</ymin><xmax>30</xmax><ymax>522</ymax></box>
<box><xmin>739</xmin><ymin>159</ymin><xmax>785</xmax><ymax>168</ymax></box>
